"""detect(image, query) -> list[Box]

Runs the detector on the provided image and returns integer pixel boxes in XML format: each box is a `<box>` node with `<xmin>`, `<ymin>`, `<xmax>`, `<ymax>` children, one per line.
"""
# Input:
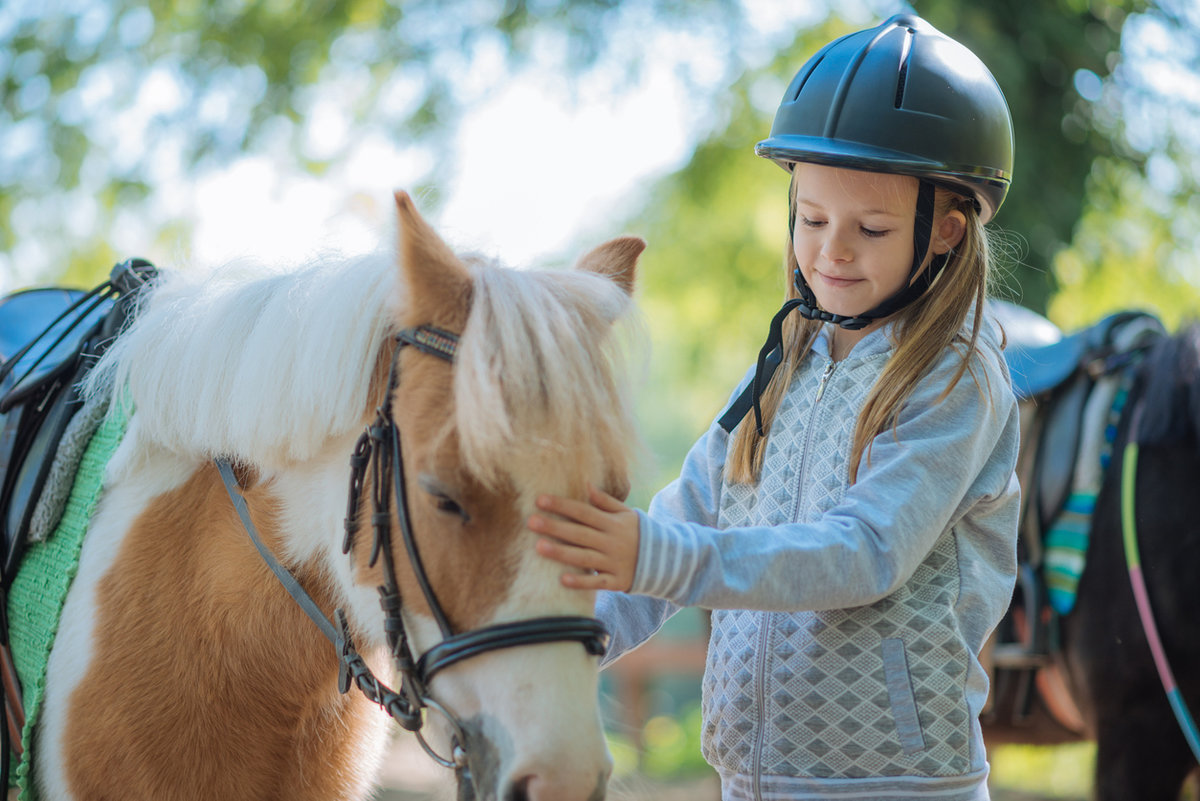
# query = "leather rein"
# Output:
<box><xmin>216</xmin><ymin>324</ymin><xmax>609</xmax><ymax>777</ymax></box>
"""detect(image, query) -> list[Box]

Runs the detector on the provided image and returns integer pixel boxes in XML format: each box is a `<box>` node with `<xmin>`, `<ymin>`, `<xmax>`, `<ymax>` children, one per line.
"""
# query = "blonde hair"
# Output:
<box><xmin>727</xmin><ymin>181</ymin><xmax>992</xmax><ymax>485</ymax></box>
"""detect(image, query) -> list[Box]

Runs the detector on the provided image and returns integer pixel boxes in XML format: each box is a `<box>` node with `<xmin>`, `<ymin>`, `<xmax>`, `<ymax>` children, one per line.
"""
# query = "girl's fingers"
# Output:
<box><xmin>530</xmin><ymin>491</ymin><xmax>635</xmax><ymax>593</ymax></box>
<box><xmin>528</xmin><ymin>513</ymin><xmax>605</xmax><ymax>550</ymax></box>
<box><xmin>535</xmin><ymin>536</ymin><xmax>605</xmax><ymax>572</ymax></box>
<box><xmin>587</xmin><ymin>483</ymin><xmax>628</xmax><ymax>513</ymax></box>
<box><xmin>535</xmin><ymin>493</ymin><xmax>609</xmax><ymax>530</ymax></box>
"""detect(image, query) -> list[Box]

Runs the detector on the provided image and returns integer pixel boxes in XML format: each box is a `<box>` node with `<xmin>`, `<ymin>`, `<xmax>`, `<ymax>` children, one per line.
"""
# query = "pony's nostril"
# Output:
<box><xmin>507</xmin><ymin>775</ymin><xmax>533</xmax><ymax>801</ymax></box>
<box><xmin>504</xmin><ymin>769</ymin><xmax>608</xmax><ymax>801</ymax></box>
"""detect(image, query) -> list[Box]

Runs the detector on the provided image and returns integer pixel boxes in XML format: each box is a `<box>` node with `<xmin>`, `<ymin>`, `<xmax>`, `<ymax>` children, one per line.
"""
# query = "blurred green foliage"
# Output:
<box><xmin>1050</xmin><ymin>157</ymin><xmax>1200</xmax><ymax>330</ymax></box>
<box><xmin>918</xmin><ymin>0</ymin><xmax>1148</xmax><ymax>313</ymax></box>
<box><xmin>606</xmin><ymin>704</ymin><xmax>710</xmax><ymax>780</ymax></box>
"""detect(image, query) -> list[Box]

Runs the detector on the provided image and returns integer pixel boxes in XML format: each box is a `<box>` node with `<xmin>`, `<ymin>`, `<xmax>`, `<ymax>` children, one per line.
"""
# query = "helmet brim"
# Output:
<box><xmin>756</xmin><ymin>135</ymin><xmax>1010</xmax><ymax>223</ymax></box>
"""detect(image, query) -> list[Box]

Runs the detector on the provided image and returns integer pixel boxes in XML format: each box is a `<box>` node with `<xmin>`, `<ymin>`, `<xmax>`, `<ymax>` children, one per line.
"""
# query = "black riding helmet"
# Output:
<box><xmin>757</xmin><ymin>13</ymin><xmax>1014</xmax><ymax>329</ymax></box>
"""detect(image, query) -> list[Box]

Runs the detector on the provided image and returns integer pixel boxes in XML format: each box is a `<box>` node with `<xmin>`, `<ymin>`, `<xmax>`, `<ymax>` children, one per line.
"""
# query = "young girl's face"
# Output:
<box><xmin>791</xmin><ymin>163</ymin><xmax>921</xmax><ymax>319</ymax></box>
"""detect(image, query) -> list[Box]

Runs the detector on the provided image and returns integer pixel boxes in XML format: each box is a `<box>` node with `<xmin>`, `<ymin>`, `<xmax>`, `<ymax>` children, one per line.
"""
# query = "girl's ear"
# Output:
<box><xmin>933</xmin><ymin>209</ymin><xmax>967</xmax><ymax>255</ymax></box>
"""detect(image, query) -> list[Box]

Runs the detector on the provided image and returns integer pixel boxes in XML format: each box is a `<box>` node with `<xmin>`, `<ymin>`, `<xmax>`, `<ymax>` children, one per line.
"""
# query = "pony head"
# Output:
<box><xmin>343</xmin><ymin>192</ymin><xmax>643</xmax><ymax>800</ymax></box>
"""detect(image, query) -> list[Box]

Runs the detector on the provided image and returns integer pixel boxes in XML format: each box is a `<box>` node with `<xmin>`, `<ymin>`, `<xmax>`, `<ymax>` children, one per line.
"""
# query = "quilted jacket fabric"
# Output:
<box><xmin>599</xmin><ymin>312</ymin><xmax>1020</xmax><ymax>800</ymax></box>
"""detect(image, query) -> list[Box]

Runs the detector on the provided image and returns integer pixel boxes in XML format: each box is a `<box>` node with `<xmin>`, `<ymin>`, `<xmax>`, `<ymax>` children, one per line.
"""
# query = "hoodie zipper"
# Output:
<box><xmin>814</xmin><ymin>358</ymin><xmax>836</xmax><ymax>403</ymax></box>
<box><xmin>749</xmin><ymin>356</ymin><xmax>837</xmax><ymax>798</ymax></box>
<box><xmin>794</xmin><ymin>358</ymin><xmax>837</xmax><ymax>518</ymax></box>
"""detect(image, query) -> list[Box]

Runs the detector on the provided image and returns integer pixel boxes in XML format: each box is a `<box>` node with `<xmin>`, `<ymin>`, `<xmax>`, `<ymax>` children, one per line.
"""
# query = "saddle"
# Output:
<box><xmin>0</xmin><ymin>258</ymin><xmax>157</xmax><ymax>768</ymax></box>
<box><xmin>997</xmin><ymin>302</ymin><xmax>1164</xmax><ymax>543</ymax></box>
<box><xmin>985</xmin><ymin>301</ymin><xmax>1164</xmax><ymax>730</ymax></box>
<box><xmin>0</xmin><ymin>260</ymin><xmax>157</xmax><ymax>586</ymax></box>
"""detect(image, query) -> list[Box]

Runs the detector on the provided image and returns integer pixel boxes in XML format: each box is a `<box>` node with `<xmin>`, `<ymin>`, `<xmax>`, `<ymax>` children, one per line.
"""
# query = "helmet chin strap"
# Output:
<box><xmin>788</xmin><ymin>177</ymin><xmax>948</xmax><ymax>331</ymax></box>
<box><xmin>716</xmin><ymin>177</ymin><xmax>952</xmax><ymax>437</ymax></box>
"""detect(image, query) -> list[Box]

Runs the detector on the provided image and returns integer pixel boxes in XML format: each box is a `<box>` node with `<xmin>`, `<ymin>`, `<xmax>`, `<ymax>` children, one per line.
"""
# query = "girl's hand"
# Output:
<box><xmin>530</xmin><ymin>484</ymin><xmax>639</xmax><ymax>592</ymax></box>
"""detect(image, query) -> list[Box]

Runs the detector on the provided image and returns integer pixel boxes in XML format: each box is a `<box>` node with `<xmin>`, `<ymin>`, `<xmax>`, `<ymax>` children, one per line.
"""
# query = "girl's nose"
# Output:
<box><xmin>821</xmin><ymin>230</ymin><xmax>853</xmax><ymax>263</ymax></box>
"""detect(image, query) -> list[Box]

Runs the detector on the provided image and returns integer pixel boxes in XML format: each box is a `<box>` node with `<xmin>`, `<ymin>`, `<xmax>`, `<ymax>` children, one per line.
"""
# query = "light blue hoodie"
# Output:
<box><xmin>600</xmin><ymin>311</ymin><xmax>1020</xmax><ymax>801</ymax></box>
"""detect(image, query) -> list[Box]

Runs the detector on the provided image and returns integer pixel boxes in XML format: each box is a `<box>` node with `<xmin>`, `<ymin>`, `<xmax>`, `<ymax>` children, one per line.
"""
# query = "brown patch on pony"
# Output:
<box><xmin>65</xmin><ymin>464</ymin><xmax>384</xmax><ymax>800</ymax></box>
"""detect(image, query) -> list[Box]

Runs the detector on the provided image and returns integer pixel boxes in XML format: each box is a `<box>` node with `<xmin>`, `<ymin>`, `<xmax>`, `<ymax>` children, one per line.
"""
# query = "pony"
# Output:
<box><xmin>984</xmin><ymin>307</ymin><xmax>1200</xmax><ymax>800</ymax></box>
<box><xmin>18</xmin><ymin>192</ymin><xmax>645</xmax><ymax>801</ymax></box>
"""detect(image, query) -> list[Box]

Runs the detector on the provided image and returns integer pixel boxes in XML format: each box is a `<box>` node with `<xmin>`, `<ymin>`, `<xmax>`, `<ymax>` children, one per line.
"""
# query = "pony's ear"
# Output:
<box><xmin>574</xmin><ymin>236</ymin><xmax>644</xmax><ymax>296</ymax></box>
<box><xmin>394</xmin><ymin>191</ymin><xmax>471</xmax><ymax>323</ymax></box>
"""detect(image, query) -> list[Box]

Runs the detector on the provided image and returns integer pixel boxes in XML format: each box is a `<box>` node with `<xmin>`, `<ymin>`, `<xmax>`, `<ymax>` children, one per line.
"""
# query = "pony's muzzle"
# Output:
<box><xmin>454</xmin><ymin>712</ymin><xmax>612</xmax><ymax>801</ymax></box>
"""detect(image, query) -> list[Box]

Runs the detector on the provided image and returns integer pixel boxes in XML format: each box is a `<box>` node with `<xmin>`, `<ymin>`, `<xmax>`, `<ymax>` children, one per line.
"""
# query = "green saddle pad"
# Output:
<box><xmin>8</xmin><ymin>403</ymin><xmax>128</xmax><ymax>799</ymax></box>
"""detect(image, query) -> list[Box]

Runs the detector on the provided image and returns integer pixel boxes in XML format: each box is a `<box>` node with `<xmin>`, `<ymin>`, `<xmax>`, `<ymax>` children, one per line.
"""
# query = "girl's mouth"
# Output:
<box><xmin>815</xmin><ymin>271</ymin><xmax>862</xmax><ymax>289</ymax></box>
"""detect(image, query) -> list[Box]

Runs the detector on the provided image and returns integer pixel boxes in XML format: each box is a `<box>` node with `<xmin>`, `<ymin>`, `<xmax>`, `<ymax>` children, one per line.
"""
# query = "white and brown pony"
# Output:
<box><xmin>30</xmin><ymin>193</ymin><xmax>643</xmax><ymax>800</ymax></box>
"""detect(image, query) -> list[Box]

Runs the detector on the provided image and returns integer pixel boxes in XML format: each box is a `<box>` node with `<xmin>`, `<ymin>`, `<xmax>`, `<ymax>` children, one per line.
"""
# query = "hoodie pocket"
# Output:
<box><xmin>881</xmin><ymin>637</ymin><xmax>926</xmax><ymax>754</ymax></box>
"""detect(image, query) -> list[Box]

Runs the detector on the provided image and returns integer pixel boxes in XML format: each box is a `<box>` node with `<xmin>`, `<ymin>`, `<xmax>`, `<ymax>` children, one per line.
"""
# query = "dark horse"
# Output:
<box><xmin>985</xmin><ymin>305</ymin><xmax>1200</xmax><ymax>801</ymax></box>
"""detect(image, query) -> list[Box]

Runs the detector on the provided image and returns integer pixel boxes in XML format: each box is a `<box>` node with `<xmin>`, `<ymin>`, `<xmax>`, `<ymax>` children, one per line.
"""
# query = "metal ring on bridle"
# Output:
<box><xmin>414</xmin><ymin>696</ymin><xmax>471</xmax><ymax>770</ymax></box>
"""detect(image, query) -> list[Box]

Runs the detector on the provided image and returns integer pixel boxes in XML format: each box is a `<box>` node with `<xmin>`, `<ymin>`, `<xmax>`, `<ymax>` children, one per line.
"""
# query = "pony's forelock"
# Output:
<box><xmin>453</xmin><ymin>260</ymin><xmax>638</xmax><ymax>497</ymax></box>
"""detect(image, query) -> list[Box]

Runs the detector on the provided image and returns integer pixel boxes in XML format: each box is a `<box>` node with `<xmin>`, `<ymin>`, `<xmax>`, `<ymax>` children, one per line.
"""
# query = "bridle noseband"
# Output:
<box><xmin>217</xmin><ymin>324</ymin><xmax>609</xmax><ymax>777</ymax></box>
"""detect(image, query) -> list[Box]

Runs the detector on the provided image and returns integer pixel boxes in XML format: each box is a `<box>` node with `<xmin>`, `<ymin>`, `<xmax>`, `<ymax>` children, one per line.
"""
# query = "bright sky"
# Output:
<box><xmin>176</xmin><ymin>57</ymin><xmax>698</xmax><ymax>274</ymax></box>
<box><xmin>164</xmin><ymin>11</ymin><xmax>803</xmax><ymax>276</ymax></box>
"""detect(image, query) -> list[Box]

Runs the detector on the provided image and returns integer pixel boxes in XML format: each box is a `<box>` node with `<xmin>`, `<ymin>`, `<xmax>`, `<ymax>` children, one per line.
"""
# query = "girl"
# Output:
<box><xmin>531</xmin><ymin>14</ymin><xmax>1019</xmax><ymax>801</ymax></box>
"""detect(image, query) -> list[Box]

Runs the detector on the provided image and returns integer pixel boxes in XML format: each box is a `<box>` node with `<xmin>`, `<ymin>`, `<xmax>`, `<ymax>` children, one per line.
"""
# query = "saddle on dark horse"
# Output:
<box><xmin>989</xmin><ymin>300</ymin><xmax>1164</xmax><ymax>729</ymax></box>
<box><xmin>0</xmin><ymin>259</ymin><xmax>157</xmax><ymax>777</ymax></box>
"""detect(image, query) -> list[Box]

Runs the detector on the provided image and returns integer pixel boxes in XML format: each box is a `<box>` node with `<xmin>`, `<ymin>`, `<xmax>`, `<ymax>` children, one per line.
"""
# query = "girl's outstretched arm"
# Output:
<box><xmin>531</xmin><ymin>485</ymin><xmax>640</xmax><ymax>592</ymax></box>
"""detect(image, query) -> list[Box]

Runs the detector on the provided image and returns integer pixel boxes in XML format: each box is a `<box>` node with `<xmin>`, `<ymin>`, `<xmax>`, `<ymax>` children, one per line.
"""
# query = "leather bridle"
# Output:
<box><xmin>216</xmin><ymin>324</ymin><xmax>609</xmax><ymax>780</ymax></box>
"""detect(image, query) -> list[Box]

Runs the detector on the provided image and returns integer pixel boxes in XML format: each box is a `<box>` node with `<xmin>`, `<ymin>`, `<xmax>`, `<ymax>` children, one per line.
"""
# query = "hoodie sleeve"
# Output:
<box><xmin>629</xmin><ymin>339</ymin><xmax>1020</xmax><ymax>612</ymax></box>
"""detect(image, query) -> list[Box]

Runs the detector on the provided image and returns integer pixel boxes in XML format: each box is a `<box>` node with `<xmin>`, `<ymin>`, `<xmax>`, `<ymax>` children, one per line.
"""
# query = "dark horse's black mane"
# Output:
<box><xmin>1135</xmin><ymin>322</ymin><xmax>1200</xmax><ymax>446</ymax></box>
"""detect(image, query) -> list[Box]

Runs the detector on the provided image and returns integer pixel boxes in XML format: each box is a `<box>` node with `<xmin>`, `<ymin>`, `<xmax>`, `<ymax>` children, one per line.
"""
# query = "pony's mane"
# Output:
<box><xmin>86</xmin><ymin>253</ymin><xmax>397</xmax><ymax>469</ymax></box>
<box><xmin>453</xmin><ymin>258</ymin><xmax>638</xmax><ymax>496</ymax></box>
<box><xmin>86</xmin><ymin>250</ymin><xmax>639</xmax><ymax>490</ymax></box>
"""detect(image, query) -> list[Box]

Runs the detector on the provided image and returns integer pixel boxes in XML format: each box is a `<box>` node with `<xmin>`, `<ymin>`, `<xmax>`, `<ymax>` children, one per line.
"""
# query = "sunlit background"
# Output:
<box><xmin>0</xmin><ymin>0</ymin><xmax>839</xmax><ymax>286</ymax></box>
<box><xmin>3</xmin><ymin>1</ymin><xmax>1200</xmax><ymax>799</ymax></box>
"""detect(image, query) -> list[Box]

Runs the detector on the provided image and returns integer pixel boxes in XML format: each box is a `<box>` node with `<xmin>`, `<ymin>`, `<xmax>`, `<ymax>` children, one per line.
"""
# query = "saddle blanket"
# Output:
<box><xmin>27</xmin><ymin>380</ymin><xmax>113</xmax><ymax>545</ymax></box>
<box><xmin>1042</xmin><ymin>374</ymin><xmax>1128</xmax><ymax>614</ymax></box>
<box><xmin>7</xmin><ymin>401</ymin><xmax>128</xmax><ymax>800</ymax></box>
<box><xmin>1040</xmin><ymin>313</ymin><xmax>1162</xmax><ymax>615</ymax></box>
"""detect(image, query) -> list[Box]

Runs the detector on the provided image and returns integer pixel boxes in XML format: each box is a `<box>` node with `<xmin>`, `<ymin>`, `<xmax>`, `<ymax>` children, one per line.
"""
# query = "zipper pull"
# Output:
<box><xmin>814</xmin><ymin>359</ymin><xmax>836</xmax><ymax>402</ymax></box>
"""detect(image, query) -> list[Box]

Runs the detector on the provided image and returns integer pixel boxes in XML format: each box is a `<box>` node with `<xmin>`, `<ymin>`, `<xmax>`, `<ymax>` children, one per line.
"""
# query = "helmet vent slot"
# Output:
<box><xmin>894</xmin><ymin>28</ymin><xmax>915</xmax><ymax>109</ymax></box>
<box><xmin>792</xmin><ymin>53</ymin><xmax>826</xmax><ymax>102</ymax></box>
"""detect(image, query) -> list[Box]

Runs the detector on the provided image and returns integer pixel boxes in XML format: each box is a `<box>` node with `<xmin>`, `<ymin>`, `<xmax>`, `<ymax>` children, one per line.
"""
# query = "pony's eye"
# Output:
<box><xmin>418</xmin><ymin>473</ymin><xmax>470</xmax><ymax>522</ymax></box>
<box><xmin>433</xmin><ymin>494</ymin><xmax>469</xmax><ymax>522</ymax></box>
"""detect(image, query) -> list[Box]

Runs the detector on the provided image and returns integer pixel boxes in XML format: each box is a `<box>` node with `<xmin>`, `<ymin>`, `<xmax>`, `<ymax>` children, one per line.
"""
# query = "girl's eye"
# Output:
<box><xmin>860</xmin><ymin>226</ymin><xmax>889</xmax><ymax>238</ymax></box>
<box><xmin>799</xmin><ymin>216</ymin><xmax>825</xmax><ymax>229</ymax></box>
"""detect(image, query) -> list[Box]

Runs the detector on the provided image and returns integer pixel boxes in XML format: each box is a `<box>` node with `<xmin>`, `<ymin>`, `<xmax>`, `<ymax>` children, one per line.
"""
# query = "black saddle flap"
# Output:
<box><xmin>0</xmin><ymin>258</ymin><xmax>158</xmax><ymax>589</ymax></box>
<box><xmin>0</xmin><ymin>289</ymin><xmax>113</xmax><ymax>413</ymax></box>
